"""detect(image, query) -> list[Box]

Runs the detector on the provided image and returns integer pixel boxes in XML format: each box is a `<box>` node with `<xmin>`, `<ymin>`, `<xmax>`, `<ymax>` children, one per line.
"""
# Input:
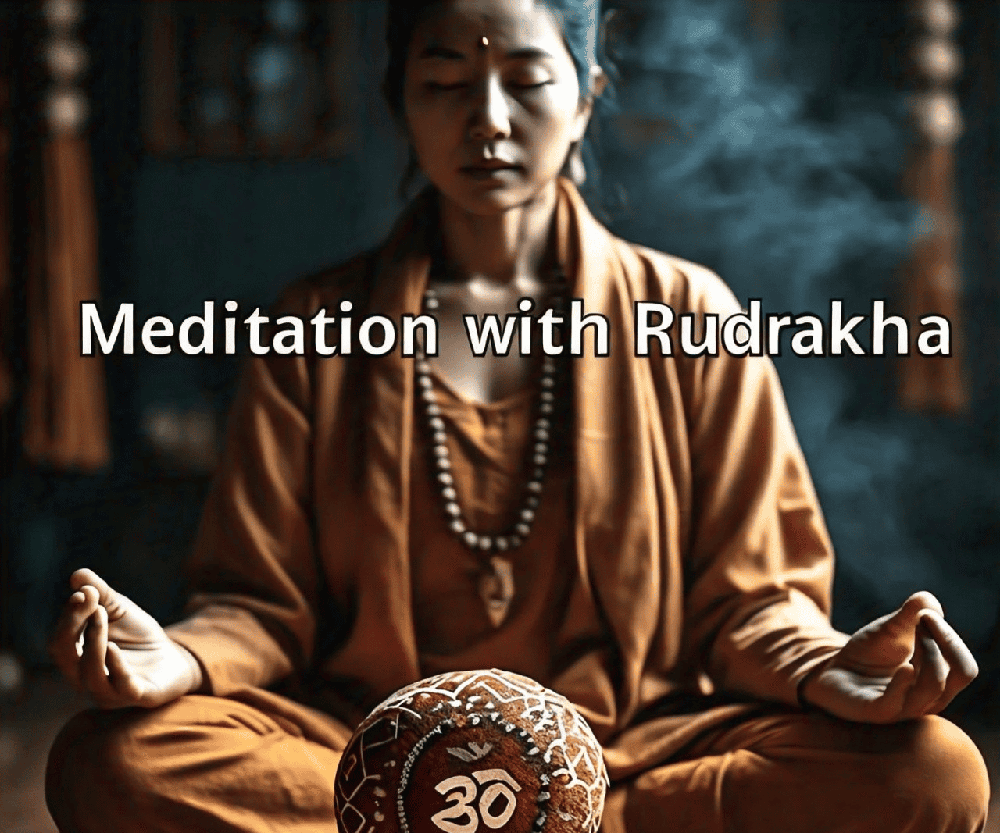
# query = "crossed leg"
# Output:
<box><xmin>604</xmin><ymin>709</ymin><xmax>990</xmax><ymax>833</ymax></box>
<box><xmin>46</xmin><ymin>689</ymin><xmax>351</xmax><ymax>833</ymax></box>
<box><xmin>47</xmin><ymin>693</ymin><xmax>990</xmax><ymax>833</ymax></box>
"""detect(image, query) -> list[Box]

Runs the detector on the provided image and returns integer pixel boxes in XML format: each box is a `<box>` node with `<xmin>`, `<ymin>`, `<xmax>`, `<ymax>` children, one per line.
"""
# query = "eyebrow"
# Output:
<box><xmin>419</xmin><ymin>45</ymin><xmax>466</xmax><ymax>60</ymax></box>
<box><xmin>418</xmin><ymin>44</ymin><xmax>556</xmax><ymax>62</ymax></box>
<box><xmin>505</xmin><ymin>47</ymin><xmax>556</xmax><ymax>61</ymax></box>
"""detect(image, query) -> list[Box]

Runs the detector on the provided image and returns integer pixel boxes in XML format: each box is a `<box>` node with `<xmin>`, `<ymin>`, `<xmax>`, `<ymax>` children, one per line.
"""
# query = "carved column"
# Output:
<box><xmin>0</xmin><ymin>5</ymin><xmax>12</xmax><ymax>413</ymax></box>
<box><xmin>897</xmin><ymin>0</ymin><xmax>967</xmax><ymax>413</ymax></box>
<box><xmin>22</xmin><ymin>0</ymin><xmax>110</xmax><ymax>469</ymax></box>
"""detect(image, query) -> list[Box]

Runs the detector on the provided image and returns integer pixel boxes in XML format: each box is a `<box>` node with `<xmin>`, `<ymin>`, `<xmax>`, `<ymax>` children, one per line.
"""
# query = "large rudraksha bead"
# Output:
<box><xmin>334</xmin><ymin>669</ymin><xmax>608</xmax><ymax>833</ymax></box>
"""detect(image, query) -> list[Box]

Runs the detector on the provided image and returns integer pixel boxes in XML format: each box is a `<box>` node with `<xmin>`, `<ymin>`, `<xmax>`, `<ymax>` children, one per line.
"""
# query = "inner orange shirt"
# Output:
<box><xmin>409</xmin><ymin>371</ymin><xmax>610</xmax><ymax>692</ymax></box>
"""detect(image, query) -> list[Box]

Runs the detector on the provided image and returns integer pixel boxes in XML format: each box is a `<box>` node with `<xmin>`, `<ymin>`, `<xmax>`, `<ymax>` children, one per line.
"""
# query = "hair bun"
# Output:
<box><xmin>334</xmin><ymin>669</ymin><xmax>608</xmax><ymax>833</ymax></box>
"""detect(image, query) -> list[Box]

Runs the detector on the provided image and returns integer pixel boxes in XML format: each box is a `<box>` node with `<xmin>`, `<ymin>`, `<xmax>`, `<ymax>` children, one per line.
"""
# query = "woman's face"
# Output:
<box><xmin>403</xmin><ymin>0</ymin><xmax>593</xmax><ymax>216</ymax></box>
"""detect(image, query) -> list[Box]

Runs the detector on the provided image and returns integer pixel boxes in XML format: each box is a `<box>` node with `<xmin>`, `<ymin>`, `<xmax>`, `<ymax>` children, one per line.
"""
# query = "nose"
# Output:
<box><xmin>469</xmin><ymin>74</ymin><xmax>511</xmax><ymax>141</ymax></box>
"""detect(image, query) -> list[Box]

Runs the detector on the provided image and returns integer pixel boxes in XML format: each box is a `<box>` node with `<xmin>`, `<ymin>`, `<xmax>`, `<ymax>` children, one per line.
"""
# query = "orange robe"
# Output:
<box><xmin>46</xmin><ymin>181</ymin><xmax>989</xmax><ymax>832</ymax></box>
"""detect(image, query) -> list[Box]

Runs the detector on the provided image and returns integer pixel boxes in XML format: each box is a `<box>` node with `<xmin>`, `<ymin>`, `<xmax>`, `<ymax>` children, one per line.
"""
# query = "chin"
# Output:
<box><xmin>443</xmin><ymin>179</ymin><xmax>556</xmax><ymax>217</ymax></box>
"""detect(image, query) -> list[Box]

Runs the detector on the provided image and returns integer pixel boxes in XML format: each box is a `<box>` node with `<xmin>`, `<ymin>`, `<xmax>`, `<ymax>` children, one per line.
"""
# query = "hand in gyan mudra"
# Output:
<box><xmin>48</xmin><ymin>568</ymin><xmax>203</xmax><ymax>709</ymax></box>
<box><xmin>801</xmin><ymin>592</ymin><xmax>978</xmax><ymax>723</ymax></box>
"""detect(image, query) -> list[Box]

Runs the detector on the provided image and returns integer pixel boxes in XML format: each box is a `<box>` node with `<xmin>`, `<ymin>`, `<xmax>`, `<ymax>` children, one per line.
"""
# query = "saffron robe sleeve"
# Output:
<box><xmin>647</xmin><ymin>255</ymin><xmax>850</xmax><ymax>706</ymax></box>
<box><xmin>165</xmin><ymin>274</ymin><xmax>344</xmax><ymax>695</ymax></box>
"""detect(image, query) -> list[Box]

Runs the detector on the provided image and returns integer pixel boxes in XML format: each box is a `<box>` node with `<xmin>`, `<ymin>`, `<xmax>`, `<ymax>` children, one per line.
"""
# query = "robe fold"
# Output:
<box><xmin>165</xmin><ymin>179</ymin><xmax>850</xmax><ymax>779</ymax></box>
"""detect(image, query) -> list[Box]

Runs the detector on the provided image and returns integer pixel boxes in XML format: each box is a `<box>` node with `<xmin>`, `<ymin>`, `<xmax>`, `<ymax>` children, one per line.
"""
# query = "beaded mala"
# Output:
<box><xmin>414</xmin><ymin>282</ymin><xmax>567</xmax><ymax>626</ymax></box>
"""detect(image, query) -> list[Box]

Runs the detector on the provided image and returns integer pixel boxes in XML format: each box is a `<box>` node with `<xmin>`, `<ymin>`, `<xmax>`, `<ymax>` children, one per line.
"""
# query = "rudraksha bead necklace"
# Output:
<box><xmin>415</xmin><ymin>285</ymin><xmax>564</xmax><ymax>556</ymax></box>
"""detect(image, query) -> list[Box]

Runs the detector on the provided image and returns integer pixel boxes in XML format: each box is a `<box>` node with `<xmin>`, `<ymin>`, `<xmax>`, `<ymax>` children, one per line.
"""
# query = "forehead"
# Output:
<box><xmin>411</xmin><ymin>0</ymin><xmax>566</xmax><ymax>54</ymax></box>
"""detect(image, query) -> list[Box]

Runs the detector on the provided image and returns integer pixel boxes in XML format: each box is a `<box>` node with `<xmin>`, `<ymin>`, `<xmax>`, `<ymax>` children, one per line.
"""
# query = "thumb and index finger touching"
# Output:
<box><xmin>883</xmin><ymin>591</ymin><xmax>945</xmax><ymax>634</ymax></box>
<box><xmin>69</xmin><ymin>568</ymin><xmax>130</xmax><ymax>621</ymax></box>
<box><xmin>882</xmin><ymin>591</ymin><xmax>977</xmax><ymax>678</ymax></box>
<box><xmin>847</xmin><ymin>591</ymin><xmax>944</xmax><ymax>659</ymax></box>
<box><xmin>50</xmin><ymin>568</ymin><xmax>133</xmax><ymax>688</ymax></box>
<box><xmin>878</xmin><ymin>591</ymin><xmax>978</xmax><ymax>717</ymax></box>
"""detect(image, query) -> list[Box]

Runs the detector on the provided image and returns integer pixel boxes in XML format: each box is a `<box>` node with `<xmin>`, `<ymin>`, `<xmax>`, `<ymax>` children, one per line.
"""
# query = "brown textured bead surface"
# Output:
<box><xmin>334</xmin><ymin>669</ymin><xmax>608</xmax><ymax>833</ymax></box>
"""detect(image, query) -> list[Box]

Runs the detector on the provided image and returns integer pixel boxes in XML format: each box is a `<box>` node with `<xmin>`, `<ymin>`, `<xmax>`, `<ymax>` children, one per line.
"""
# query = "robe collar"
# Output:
<box><xmin>349</xmin><ymin>179</ymin><xmax>667</xmax><ymax>721</ymax></box>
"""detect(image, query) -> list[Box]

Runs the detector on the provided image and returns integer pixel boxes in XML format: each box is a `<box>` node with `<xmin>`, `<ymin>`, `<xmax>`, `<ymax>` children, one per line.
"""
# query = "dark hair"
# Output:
<box><xmin>383</xmin><ymin>0</ymin><xmax>604</xmax><ymax>121</ymax></box>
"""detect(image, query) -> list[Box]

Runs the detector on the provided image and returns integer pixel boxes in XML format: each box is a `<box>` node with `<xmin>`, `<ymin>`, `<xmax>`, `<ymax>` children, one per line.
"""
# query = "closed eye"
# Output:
<box><xmin>509</xmin><ymin>80</ymin><xmax>551</xmax><ymax>91</ymax></box>
<box><xmin>507</xmin><ymin>66</ymin><xmax>555</xmax><ymax>90</ymax></box>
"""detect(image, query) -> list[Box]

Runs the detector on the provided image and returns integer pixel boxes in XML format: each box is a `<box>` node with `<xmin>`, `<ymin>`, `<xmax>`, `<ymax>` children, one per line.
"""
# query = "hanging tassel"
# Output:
<box><xmin>22</xmin><ymin>0</ymin><xmax>110</xmax><ymax>470</ymax></box>
<box><xmin>897</xmin><ymin>0</ymin><xmax>968</xmax><ymax>413</ymax></box>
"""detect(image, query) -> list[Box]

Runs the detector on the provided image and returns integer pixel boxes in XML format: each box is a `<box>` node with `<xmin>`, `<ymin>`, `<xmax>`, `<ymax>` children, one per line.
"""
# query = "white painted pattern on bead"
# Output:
<box><xmin>340</xmin><ymin>670</ymin><xmax>606</xmax><ymax>833</ymax></box>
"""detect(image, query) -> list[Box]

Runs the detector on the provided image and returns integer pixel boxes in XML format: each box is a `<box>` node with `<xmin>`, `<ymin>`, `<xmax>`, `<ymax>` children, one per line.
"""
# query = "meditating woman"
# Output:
<box><xmin>46</xmin><ymin>1</ymin><xmax>989</xmax><ymax>831</ymax></box>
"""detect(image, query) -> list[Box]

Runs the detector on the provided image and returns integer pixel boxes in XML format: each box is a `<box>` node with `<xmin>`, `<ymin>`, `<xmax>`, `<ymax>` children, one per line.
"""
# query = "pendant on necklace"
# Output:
<box><xmin>479</xmin><ymin>555</ymin><xmax>515</xmax><ymax>628</ymax></box>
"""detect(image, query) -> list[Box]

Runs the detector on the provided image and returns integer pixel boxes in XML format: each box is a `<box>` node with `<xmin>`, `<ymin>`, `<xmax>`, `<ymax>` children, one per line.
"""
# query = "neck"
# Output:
<box><xmin>436</xmin><ymin>182</ymin><xmax>559</xmax><ymax>285</ymax></box>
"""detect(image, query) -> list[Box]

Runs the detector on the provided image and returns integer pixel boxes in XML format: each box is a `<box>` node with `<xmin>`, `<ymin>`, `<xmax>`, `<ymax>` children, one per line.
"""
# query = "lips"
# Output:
<box><xmin>462</xmin><ymin>154</ymin><xmax>520</xmax><ymax>170</ymax></box>
<box><xmin>461</xmin><ymin>160</ymin><xmax>521</xmax><ymax>181</ymax></box>
<box><xmin>472</xmin><ymin>158</ymin><xmax>515</xmax><ymax>168</ymax></box>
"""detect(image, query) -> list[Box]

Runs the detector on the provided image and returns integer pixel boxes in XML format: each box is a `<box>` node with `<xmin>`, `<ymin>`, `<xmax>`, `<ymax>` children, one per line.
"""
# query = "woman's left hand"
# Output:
<box><xmin>799</xmin><ymin>591</ymin><xmax>978</xmax><ymax>723</ymax></box>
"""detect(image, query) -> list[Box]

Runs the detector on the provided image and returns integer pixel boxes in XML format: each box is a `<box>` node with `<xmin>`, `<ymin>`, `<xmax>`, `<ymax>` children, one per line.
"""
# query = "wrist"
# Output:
<box><xmin>797</xmin><ymin>656</ymin><xmax>835</xmax><ymax>711</ymax></box>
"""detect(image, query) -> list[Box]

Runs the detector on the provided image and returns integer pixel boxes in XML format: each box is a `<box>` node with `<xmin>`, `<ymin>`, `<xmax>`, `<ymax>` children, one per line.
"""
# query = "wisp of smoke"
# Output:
<box><xmin>596</xmin><ymin>0</ymin><xmax>1000</xmax><ymax>637</ymax></box>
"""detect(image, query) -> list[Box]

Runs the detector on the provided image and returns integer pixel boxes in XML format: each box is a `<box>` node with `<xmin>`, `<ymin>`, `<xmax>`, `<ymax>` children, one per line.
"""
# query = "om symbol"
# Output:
<box><xmin>431</xmin><ymin>769</ymin><xmax>522</xmax><ymax>833</ymax></box>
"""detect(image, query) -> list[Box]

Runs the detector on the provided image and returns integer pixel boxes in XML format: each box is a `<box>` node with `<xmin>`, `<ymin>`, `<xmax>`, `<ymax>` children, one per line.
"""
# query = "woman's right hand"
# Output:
<box><xmin>49</xmin><ymin>568</ymin><xmax>204</xmax><ymax>709</ymax></box>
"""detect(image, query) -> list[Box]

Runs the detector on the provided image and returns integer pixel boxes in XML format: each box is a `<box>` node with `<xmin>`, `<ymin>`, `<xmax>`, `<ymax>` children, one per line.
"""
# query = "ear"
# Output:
<box><xmin>572</xmin><ymin>66</ymin><xmax>607</xmax><ymax>140</ymax></box>
<box><xmin>588</xmin><ymin>65</ymin><xmax>609</xmax><ymax>99</ymax></box>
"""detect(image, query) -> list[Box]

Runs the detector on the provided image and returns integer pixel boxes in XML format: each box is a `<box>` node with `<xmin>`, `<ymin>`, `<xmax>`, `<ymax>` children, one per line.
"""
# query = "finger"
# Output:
<box><xmin>105</xmin><ymin>642</ymin><xmax>143</xmax><ymax>705</ymax></box>
<box><xmin>48</xmin><ymin>584</ymin><xmax>101</xmax><ymax>688</ymax></box>
<box><xmin>78</xmin><ymin>607</ymin><xmax>122</xmax><ymax>708</ymax></box>
<box><xmin>900</xmin><ymin>627</ymin><xmax>949</xmax><ymax>718</ymax></box>
<box><xmin>876</xmin><ymin>663</ymin><xmax>917</xmax><ymax>722</ymax></box>
<box><xmin>919</xmin><ymin>611</ymin><xmax>979</xmax><ymax>713</ymax></box>
<box><xmin>51</xmin><ymin>585</ymin><xmax>97</xmax><ymax>654</ymax></box>
<box><xmin>908</xmin><ymin>591</ymin><xmax>945</xmax><ymax>617</ymax></box>
<box><xmin>883</xmin><ymin>592</ymin><xmax>945</xmax><ymax>637</ymax></box>
<box><xmin>921</xmin><ymin>611</ymin><xmax>979</xmax><ymax>680</ymax></box>
<box><xmin>69</xmin><ymin>567</ymin><xmax>102</xmax><ymax>594</ymax></box>
<box><xmin>70</xmin><ymin>569</ymin><xmax>130</xmax><ymax>622</ymax></box>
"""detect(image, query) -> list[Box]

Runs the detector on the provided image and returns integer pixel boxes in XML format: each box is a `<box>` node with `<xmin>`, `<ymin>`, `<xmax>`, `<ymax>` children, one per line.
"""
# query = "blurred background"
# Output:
<box><xmin>0</xmin><ymin>0</ymin><xmax>998</xmax><ymax>831</ymax></box>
